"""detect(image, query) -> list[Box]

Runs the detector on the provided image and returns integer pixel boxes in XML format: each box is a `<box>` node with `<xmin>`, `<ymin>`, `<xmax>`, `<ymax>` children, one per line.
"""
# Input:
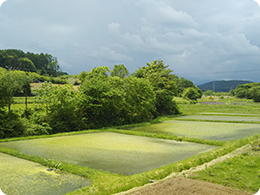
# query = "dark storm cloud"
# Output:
<box><xmin>0</xmin><ymin>0</ymin><xmax>260</xmax><ymax>83</ymax></box>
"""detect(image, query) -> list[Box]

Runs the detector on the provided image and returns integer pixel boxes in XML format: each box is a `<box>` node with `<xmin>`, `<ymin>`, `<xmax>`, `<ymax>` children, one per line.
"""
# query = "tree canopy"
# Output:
<box><xmin>0</xmin><ymin>49</ymin><xmax>67</xmax><ymax>76</ymax></box>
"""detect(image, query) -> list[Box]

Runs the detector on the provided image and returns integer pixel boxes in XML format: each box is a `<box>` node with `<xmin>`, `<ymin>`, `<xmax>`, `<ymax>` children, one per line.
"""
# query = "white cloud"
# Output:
<box><xmin>253</xmin><ymin>0</ymin><xmax>260</xmax><ymax>6</ymax></box>
<box><xmin>0</xmin><ymin>0</ymin><xmax>7</xmax><ymax>7</ymax></box>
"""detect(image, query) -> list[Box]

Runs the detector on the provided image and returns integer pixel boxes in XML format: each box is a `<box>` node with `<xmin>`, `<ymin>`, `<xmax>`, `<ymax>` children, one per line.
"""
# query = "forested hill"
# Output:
<box><xmin>0</xmin><ymin>49</ymin><xmax>67</xmax><ymax>76</ymax></box>
<box><xmin>198</xmin><ymin>80</ymin><xmax>252</xmax><ymax>92</ymax></box>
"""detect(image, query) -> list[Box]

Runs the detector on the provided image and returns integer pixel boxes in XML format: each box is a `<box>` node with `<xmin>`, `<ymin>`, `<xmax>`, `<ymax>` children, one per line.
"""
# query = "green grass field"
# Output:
<box><xmin>0</xmin><ymin>132</ymin><xmax>216</xmax><ymax>175</ymax></box>
<box><xmin>190</xmin><ymin>141</ymin><xmax>260</xmax><ymax>192</ymax></box>
<box><xmin>0</xmin><ymin>152</ymin><xmax>89</xmax><ymax>195</ymax></box>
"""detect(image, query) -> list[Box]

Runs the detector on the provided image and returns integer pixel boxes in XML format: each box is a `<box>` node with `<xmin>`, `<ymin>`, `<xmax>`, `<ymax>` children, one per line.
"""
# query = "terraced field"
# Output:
<box><xmin>0</xmin><ymin>153</ymin><xmax>89</xmax><ymax>195</ymax></box>
<box><xmin>0</xmin><ymin>132</ymin><xmax>216</xmax><ymax>175</ymax></box>
<box><xmin>129</xmin><ymin>119</ymin><xmax>260</xmax><ymax>141</ymax></box>
<box><xmin>1</xmin><ymin>102</ymin><xmax>260</xmax><ymax>194</ymax></box>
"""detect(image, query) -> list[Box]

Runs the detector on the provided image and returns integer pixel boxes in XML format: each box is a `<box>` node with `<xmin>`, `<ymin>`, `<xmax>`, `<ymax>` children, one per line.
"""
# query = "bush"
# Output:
<box><xmin>23</xmin><ymin>121</ymin><xmax>52</xmax><ymax>136</ymax></box>
<box><xmin>250</xmin><ymin>86</ymin><xmax>260</xmax><ymax>102</ymax></box>
<box><xmin>0</xmin><ymin>111</ymin><xmax>25</xmax><ymax>138</ymax></box>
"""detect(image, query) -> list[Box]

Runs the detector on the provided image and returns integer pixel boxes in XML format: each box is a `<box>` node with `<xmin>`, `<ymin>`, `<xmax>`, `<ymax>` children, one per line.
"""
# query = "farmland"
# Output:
<box><xmin>0</xmin><ymin>95</ymin><xmax>260</xmax><ymax>194</ymax></box>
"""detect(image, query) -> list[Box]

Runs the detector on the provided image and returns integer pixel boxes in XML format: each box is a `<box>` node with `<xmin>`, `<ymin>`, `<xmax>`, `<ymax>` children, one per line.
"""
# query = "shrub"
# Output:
<box><xmin>23</xmin><ymin>122</ymin><xmax>52</xmax><ymax>136</ymax></box>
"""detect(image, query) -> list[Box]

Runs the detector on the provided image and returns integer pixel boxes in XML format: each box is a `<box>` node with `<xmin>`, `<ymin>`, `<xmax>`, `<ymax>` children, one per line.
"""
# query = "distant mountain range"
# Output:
<box><xmin>197</xmin><ymin>80</ymin><xmax>253</xmax><ymax>92</ymax></box>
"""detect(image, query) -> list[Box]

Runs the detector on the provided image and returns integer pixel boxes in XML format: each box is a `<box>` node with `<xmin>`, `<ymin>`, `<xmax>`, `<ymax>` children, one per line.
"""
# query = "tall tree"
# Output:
<box><xmin>111</xmin><ymin>64</ymin><xmax>129</xmax><ymax>78</ymax></box>
<box><xmin>133</xmin><ymin>60</ymin><xmax>179</xmax><ymax>116</ymax></box>
<box><xmin>0</xmin><ymin>69</ymin><xmax>32</xmax><ymax>112</ymax></box>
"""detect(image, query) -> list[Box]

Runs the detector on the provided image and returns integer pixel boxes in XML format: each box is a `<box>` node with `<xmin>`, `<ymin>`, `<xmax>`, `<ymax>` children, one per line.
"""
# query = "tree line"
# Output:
<box><xmin>231</xmin><ymin>82</ymin><xmax>260</xmax><ymax>102</ymax></box>
<box><xmin>0</xmin><ymin>60</ymin><xmax>202</xmax><ymax>138</ymax></box>
<box><xmin>0</xmin><ymin>49</ymin><xmax>67</xmax><ymax>76</ymax></box>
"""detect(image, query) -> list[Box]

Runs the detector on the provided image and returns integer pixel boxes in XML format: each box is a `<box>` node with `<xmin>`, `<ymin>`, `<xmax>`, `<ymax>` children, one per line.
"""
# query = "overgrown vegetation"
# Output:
<box><xmin>233</xmin><ymin>82</ymin><xmax>260</xmax><ymax>102</ymax></box>
<box><xmin>0</xmin><ymin>59</ymin><xmax>203</xmax><ymax>139</ymax></box>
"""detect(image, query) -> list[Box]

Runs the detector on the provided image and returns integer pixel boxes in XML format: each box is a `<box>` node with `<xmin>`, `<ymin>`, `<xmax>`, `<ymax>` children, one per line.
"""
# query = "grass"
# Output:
<box><xmin>179</xmin><ymin>103</ymin><xmax>260</xmax><ymax>115</ymax></box>
<box><xmin>189</xmin><ymin>140</ymin><xmax>260</xmax><ymax>192</ymax></box>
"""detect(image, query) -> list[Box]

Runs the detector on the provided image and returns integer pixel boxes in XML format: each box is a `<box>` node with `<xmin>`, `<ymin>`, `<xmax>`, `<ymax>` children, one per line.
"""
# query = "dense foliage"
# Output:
<box><xmin>0</xmin><ymin>60</ymin><xmax>203</xmax><ymax>138</ymax></box>
<box><xmin>233</xmin><ymin>82</ymin><xmax>260</xmax><ymax>102</ymax></box>
<box><xmin>0</xmin><ymin>49</ymin><xmax>67</xmax><ymax>76</ymax></box>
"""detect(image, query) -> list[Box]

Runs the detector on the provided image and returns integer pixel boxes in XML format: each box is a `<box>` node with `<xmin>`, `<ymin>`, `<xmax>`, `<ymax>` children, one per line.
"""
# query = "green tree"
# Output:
<box><xmin>177</xmin><ymin>77</ymin><xmax>196</xmax><ymax>95</ymax></box>
<box><xmin>250</xmin><ymin>86</ymin><xmax>260</xmax><ymax>102</ymax></box>
<box><xmin>35</xmin><ymin>82</ymin><xmax>83</xmax><ymax>133</ymax></box>
<box><xmin>78</xmin><ymin>70</ymin><xmax>156</xmax><ymax>128</ymax></box>
<box><xmin>183</xmin><ymin>87</ymin><xmax>202</xmax><ymax>102</ymax></box>
<box><xmin>123</xmin><ymin>76</ymin><xmax>156</xmax><ymax>123</ymax></box>
<box><xmin>204</xmin><ymin>90</ymin><xmax>214</xmax><ymax>96</ymax></box>
<box><xmin>18</xmin><ymin>57</ymin><xmax>36</xmax><ymax>71</ymax></box>
<box><xmin>111</xmin><ymin>64</ymin><xmax>129</xmax><ymax>78</ymax></box>
<box><xmin>133</xmin><ymin>60</ymin><xmax>179</xmax><ymax>116</ymax></box>
<box><xmin>0</xmin><ymin>70</ymin><xmax>31</xmax><ymax>112</ymax></box>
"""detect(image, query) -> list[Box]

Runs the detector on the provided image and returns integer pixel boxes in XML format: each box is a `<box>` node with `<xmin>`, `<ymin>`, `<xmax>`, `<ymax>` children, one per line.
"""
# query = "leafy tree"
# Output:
<box><xmin>229</xmin><ymin>89</ymin><xmax>235</xmax><ymax>96</ymax></box>
<box><xmin>204</xmin><ymin>90</ymin><xmax>214</xmax><ymax>96</ymax></box>
<box><xmin>89</xmin><ymin>66</ymin><xmax>111</xmax><ymax>77</ymax></box>
<box><xmin>234</xmin><ymin>88</ymin><xmax>248</xmax><ymax>99</ymax></box>
<box><xmin>0</xmin><ymin>70</ymin><xmax>32</xmax><ymax>112</ymax></box>
<box><xmin>133</xmin><ymin>60</ymin><xmax>179</xmax><ymax>116</ymax></box>
<box><xmin>78</xmin><ymin>73</ymin><xmax>123</xmax><ymax>128</ymax></box>
<box><xmin>183</xmin><ymin>87</ymin><xmax>202</xmax><ymax>101</ymax></box>
<box><xmin>250</xmin><ymin>86</ymin><xmax>260</xmax><ymax>102</ymax></box>
<box><xmin>123</xmin><ymin>76</ymin><xmax>156</xmax><ymax>123</ymax></box>
<box><xmin>177</xmin><ymin>77</ymin><xmax>196</xmax><ymax>95</ymax></box>
<box><xmin>78</xmin><ymin>71</ymin><xmax>88</xmax><ymax>82</ymax></box>
<box><xmin>18</xmin><ymin>57</ymin><xmax>36</xmax><ymax>71</ymax></box>
<box><xmin>78</xmin><ymin>70</ymin><xmax>156</xmax><ymax>128</ymax></box>
<box><xmin>0</xmin><ymin>49</ymin><xmax>67</xmax><ymax>76</ymax></box>
<box><xmin>111</xmin><ymin>64</ymin><xmax>129</xmax><ymax>78</ymax></box>
<box><xmin>35</xmin><ymin>82</ymin><xmax>84</xmax><ymax>133</ymax></box>
<box><xmin>0</xmin><ymin>111</ymin><xmax>25</xmax><ymax>139</ymax></box>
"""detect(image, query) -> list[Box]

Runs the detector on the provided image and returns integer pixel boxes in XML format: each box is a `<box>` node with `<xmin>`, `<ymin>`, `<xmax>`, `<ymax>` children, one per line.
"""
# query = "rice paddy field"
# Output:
<box><xmin>0</xmin><ymin>152</ymin><xmax>89</xmax><ymax>195</ymax></box>
<box><xmin>1</xmin><ymin>96</ymin><xmax>260</xmax><ymax>194</ymax></box>
<box><xmin>129</xmin><ymin>120</ymin><xmax>260</xmax><ymax>141</ymax></box>
<box><xmin>0</xmin><ymin>132</ymin><xmax>216</xmax><ymax>175</ymax></box>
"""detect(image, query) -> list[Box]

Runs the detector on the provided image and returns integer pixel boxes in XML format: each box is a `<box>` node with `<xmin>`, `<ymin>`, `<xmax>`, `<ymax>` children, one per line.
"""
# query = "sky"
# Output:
<box><xmin>1</xmin><ymin>0</ymin><xmax>260</xmax><ymax>84</ymax></box>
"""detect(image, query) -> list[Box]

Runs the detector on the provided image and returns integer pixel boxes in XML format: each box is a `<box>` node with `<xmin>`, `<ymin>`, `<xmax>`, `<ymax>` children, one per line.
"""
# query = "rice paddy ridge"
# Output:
<box><xmin>115</xmin><ymin>144</ymin><xmax>253</xmax><ymax>195</ymax></box>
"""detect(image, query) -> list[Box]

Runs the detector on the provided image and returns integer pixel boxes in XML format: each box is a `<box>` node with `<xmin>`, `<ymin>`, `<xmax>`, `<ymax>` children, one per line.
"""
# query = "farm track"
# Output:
<box><xmin>116</xmin><ymin>144</ymin><xmax>254</xmax><ymax>195</ymax></box>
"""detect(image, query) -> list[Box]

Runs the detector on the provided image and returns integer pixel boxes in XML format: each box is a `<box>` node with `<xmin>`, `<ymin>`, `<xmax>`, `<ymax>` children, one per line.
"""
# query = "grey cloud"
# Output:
<box><xmin>1</xmin><ymin>0</ymin><xmax>260</xmax><ymax>84</ymax></box>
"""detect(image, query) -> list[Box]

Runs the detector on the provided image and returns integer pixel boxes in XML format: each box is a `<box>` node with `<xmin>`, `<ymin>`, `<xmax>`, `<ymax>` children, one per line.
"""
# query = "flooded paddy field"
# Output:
<box><xmin>0</xmin><ymin>152</ymin><xmax>89</xmax><ymax>195</ymax></box>
<box><xmin>129</xmin><ymin>120</ymin><xmax>260</xmax><ymax>141</ymax></box>
<box><xmin>0</xmin><ymin>132</ymin><xmax>216</xmax><ymax>175</ymax></box>
<box><xmin>177</xmin><ymin>115</ymin><xmax>260</xmax><ymax>122</ymax></box>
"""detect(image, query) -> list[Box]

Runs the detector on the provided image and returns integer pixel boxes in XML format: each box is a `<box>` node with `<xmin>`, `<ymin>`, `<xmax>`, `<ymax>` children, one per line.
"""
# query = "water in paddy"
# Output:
<box><xmin>178</xmin><ymin>115</ymin><xmax>260</xmax><ymax>122</ymax></box>
<box><xmin>0</xmin><ymin>152</ymin><xmax>90</xmax><ymax>195</ymax></box>
<box><xmin>130</xmin><ymin>120</ymin><xmax>260</xmax><ymax>141</ymax></box>
<box><xmin>0</xmin><ymin>132</ymin><xmax>216</xmax><ymax>175</ymax></box>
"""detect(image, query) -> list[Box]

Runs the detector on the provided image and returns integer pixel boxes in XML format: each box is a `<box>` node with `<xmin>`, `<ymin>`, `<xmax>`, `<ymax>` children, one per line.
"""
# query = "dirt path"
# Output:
<box><xmin>116</xmin><ymin>144</ymin><xmax>254</xmax><ymax>195</ymax></box>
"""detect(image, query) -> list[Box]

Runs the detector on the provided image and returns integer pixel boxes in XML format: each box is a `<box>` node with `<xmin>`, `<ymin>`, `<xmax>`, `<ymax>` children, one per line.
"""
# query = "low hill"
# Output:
<box><xmin>198</xmin><ymin>80</ymin><xmax>252</xmax><ymax>92</ymax></box>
